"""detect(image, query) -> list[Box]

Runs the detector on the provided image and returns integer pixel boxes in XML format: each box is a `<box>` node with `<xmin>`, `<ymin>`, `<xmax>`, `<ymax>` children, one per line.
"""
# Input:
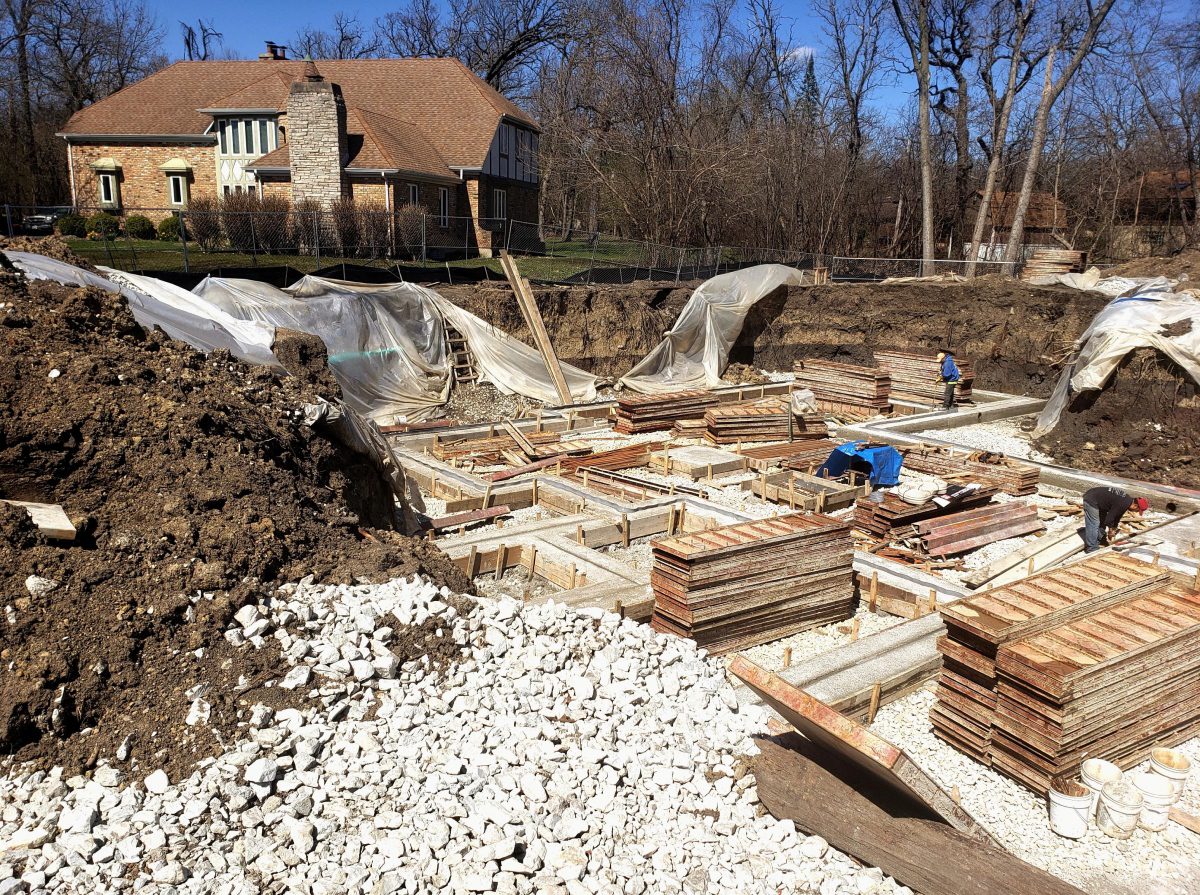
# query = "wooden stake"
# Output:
<box><xmin>535</xmin><ymin>409</ymin><xmax>543</xmax><ymax>433</ymax></box>
<box><xmin>869</xmin><ymin>571</ymin><xmax>878</xmax><ymax>612</ymax></box>
<box><xmin>615</xmin><ymin>599</ymin><xmax>625</xmax><ymax>619</ymax></box>
<box><xmin>496</xmin><ymin>517</ymin><xmax>504</xmax><ymax>530</ymax></box>
<box><xmin>430</xmin><ymin>472</ymin><xmax>438</xmax><ymax>496</ymax></box>
<box><xmin>467</xmin><ymin>545</ymin><xmax>478</xmax><ymax>577</ymax></box>
<box><xmin>851</xmin><ymin>618</ymin><xmax>860</xmax><ymax>641</ymax></box>
<box><xmin>783</xmin><ymin>647</ymin><xmax>793</xmax><ymax>668</ymax></box>
<box><xmin>569</xmin><ymin>563</ymin><xmax>577</xmax><ymax>588</ymax></box>
<box><xmin>1027</xmin><ymin>555</ymin><xmax>1035</xmax><ymax>576</ymax></box>
<box><xmin>555</xmin><ymin>459</ymin><xmax>562</xmax><ymax>476</ymax></box>
<box><xmin>706</xmin><ymin>463</ymin><xmax>713</xmax><ymax>481</ymax></box>
<box><xmin>527</xmin><ymin>545</ymin><xmax>538</xmax><ymax>580</ymax></box>
<box><xmin>621</xmin><ymin>513</ymin><xmax>630</xmax><ymax>548</ymax></box>
<box><xmin>678</xmin><ymin>504</ymin><xmax>686</xmax><ymax>531</ymax></box>
<box><xmin>489</xmin><ymin>423</ymin><xmax>495</xmax><ymax>438</ymax></box>
<box><xmin>1192</xmin><ymin>564</ymin><xmax>1200</xmax><ymax>592</ymax></box>
<box><xmin>532</xmin><ymin>478</ymin><xmax>539</xmax><ymax>505</ymax></box>
<box><xmin>494</xmin><ymin>544</ymin><xmax>506</xmax><ymax>581</ymax></box>
<box><xmin>927</xmin><ymin>589</ymin><xmax>938</xmax><ymax>614</ymax></box>
<box><xmin>868</xmin><ymin>682</ymin><xmax>882</xmax><ymax>723</ymax></box>
<box><xmin>483</xmin><ymin>483</ymin><xmax>493</xmax><ymax>509</ymax></box>
<box><xmin>788</xmin><ymin>478</ymin><xmax>796</xmax><ymax>509</ymax></box>
<box><xmin>576</xmin><ymin>523</ymin><xmax>584</xmax><ymax>545</ymax></box>
<box><xmin>582</xmin><ymin>469</ymin><xmax>590</xmax><ymax>489</ymax></box>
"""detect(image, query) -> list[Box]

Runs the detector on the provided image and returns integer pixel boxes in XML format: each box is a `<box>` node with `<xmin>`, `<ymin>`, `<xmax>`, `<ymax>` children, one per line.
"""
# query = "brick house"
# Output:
<box><xmin>58</xmin><ymin>44</ymin><xmax>540</xmax><ymax>256</ymax></box>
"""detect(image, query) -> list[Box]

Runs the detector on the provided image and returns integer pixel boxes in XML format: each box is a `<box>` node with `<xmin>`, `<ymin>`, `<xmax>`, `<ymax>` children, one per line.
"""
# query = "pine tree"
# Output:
<box><xmin>800</xmin><ymin>54</ymin><xmax>821</xmax><ymax>125</ymax></box>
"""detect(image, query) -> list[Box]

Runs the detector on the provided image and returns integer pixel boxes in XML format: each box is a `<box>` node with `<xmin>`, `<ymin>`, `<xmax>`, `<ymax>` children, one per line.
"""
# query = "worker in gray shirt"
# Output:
<box><xmin>1082</xmin><ymin>486</ymin><xmax>1147</xmax><ymax>552</ymax></box>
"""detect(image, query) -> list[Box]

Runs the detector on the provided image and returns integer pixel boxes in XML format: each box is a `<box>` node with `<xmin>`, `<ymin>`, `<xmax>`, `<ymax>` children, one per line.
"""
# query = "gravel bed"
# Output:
<box><xmin>436</xmin><ymin>506</ymin><xmax>554</xmax><ymax>545</ymax></box>
<box><xmin>913</xmin><ymin>418</ymin><xmax>1055</xmax><ymax>463</ymax></box>
<box><xmin>599</xmin><ymin>540</ymin><xmax>656</xmax><ymax>573</ymax></box>
<box><xmin>738</xmin><ymin>606</ymin><xmax>906</xmax><ymax>673</ymax></box>
<box><xmin>474</xmin><ymin>567</ymin><xmax>562</xmax><ymax>602</ymax></box>
<box><xmin>871</xmin><ymin>690</ymin><xmax>1200</xmax><ymax>895</ymax></box>
<box><xmin>0</xmin><ymin>576</ymin><xmax>913</xmax><ymax>895</ymax></box>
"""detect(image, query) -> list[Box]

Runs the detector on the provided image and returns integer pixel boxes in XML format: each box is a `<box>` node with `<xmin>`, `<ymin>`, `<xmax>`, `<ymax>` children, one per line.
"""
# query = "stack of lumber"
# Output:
<box><xmin>671</xmin><ymin>418</ymin><xmax>709</xmax><ymax>438</ymax></box>
<box><xmin>704</xmin><ymin>400</ymin><xmax>828</xmax><ymax>444</ymax></box>
<box><xmin>650</xmin><ymin>513</ymin><xmax>854</xmax><ymax>655</ymax></box>
<box><xmin>614</xmin><ymin>390</ymin><xmax>718</xmax><ymax>433</ymax></box>
<box><xmin>875</xmin><ymin>351</ymin><xmax>975</xmax><ymax>404</ymax></box>
<box><xmin>737</xmin><ymin>439</ymin><xmax>838</xmax><ymax>472</ymax></box>
<box><xmin>779</xmin><ymin>440</ymin><xmax>843</xmax><ymax>474</ymax></box>
<box><xmin>433</xmin><ymin>430</ymin><xmax>563</xmax><ymax>463</ymax></box>
<box><xmin>558</xmin><ymin>440</ymin><xmax>666</xmax><ymax>476</ymax></box>
<box><xmin>903</xmin><ymin>445</ymin><xmax>1039</xmax><ymax>496</ymax></box>
<box><xmin>909</xmin><ymin>502</ymin><xmax>1044</xmax><ymax>557</ymax></box>
<box><xmin>930</xmin><ymin>554</ymin><xmax>1171</xmax><ymax>771</ymax></box>
<box><xmin>853</xmin><ymin>487</ymin><xmax>997</xmax><ymax>538</ymax></box>
<box><xmin>793</xmin><ymin>359</ymin><xmax>892</xmax><ymax>415</ymax></box>
<box><xmin>992</xmin><ymin>577</ymin><xmax>1200</xmax><ymax>793</ymax></box>
<box><xmin>1021</xmin><ymin>248</ymin><xmax>1086</xmax><ymax>281</ymax></box>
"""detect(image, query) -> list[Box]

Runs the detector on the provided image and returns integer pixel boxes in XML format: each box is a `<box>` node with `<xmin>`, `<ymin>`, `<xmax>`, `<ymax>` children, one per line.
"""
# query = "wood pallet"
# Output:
<box><xmin>614</xmin><ymin>390</ymin><xmax>719</xmax><ymax>433</ymax></box>
<box><xmin>874</xmin><ymin>350</ymin><xmax>975</xmax><ymax>404</ymax></box>
<box><xmin>557</xmin><ymin>440</ymin><xmax>666</xmax><ymax>477</ymax></box>
<box><xmin>930</xmin><ymin>554</ymin><xmax>1171</xmax><ymax>769</ymax></box>
<box><xmin>650</xmin><ymin>513</ymin><xmax>854</xmax><ymax>655</ymax></box>
<box><xmin>909</xmin><ymin>502</ymin><xmax>1044</xmax><ymax>557</ymax></box>
<box><xmin>902</xmin><ymin>445</ymin><xmax>1040</xmax><ymax>496</ymax></box>
<box><xmin>1021</xmin><ymin>248</ymin><xmax>1086</xmax><ymax>281</ymax></box>
<box><xmin>853</xmin><ymin>487</ymin><xmax>997</xmax><ymax>538</ymax></box>
<box><xmin>793</xmin><ymin>359</ymin><xmax>891</xmax><ymax>415</ymax></box>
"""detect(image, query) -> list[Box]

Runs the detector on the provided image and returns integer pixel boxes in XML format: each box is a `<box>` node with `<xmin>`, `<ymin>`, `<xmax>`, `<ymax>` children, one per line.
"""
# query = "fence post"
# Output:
<box><xmin>124</xmin><ymin>226</ymin><xmax>139</xmax><ymax>270</ymax></box>
<box><xmin>102</xmin><ymin>230</ymin><xmax>115</xmax><ymax>267</ymax></box>
<box><xmin>249</xmin><ymin>214</ymin><xmax>258</xmax><ymax>266</ymax></box>
<box><xmin>178</xmin><ymin>211</ymin><xmax>189</xmax><ymax>273</ymax></box>
<box><xmin>421</xmin><ymin>214</ymin><xmax>427</xmax><ymax>264</ymax></box>
<box><xmin>715</xmin><ymin>245</ymin><xmax>723</xmax><ymax>276</ymax></box>
<box><xmin>4</xmin><ymin>205</ymin><xmax>11</xmax><ymax>237</ymax></box>
<box><xmin>313</xmin><ymin>211</ymin><xmax>321</xmax><ymax>269</ymax></box>
<box><xmin>464</xmin><ymin>216</ymin><xmax>470</xmax><ymax>261</ymax></box>
<box><xmin>505</xmin><ymin>218</ymin><xmax>514</xmax><ymax>252</ymax></box>
<box><xmin>675</xmin><ymin>250</ymin><xmax>683</xmax><ymax>285</ymax></box>
<box><xmin>587</xmin><ymin>234</ymin><xmax>598</xmax><ymax>285</ymax></box>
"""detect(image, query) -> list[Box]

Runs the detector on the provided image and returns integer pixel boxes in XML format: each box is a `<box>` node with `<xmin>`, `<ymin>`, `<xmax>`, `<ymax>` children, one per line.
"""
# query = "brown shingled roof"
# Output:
<box><xmin>62</xmin><ymin>57</ymin><xmax>535</xmax><ymax>170</ymax></box>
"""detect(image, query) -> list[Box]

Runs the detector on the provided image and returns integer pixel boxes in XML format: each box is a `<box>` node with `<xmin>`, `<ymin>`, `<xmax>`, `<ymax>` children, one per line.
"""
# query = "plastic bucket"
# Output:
<box><xmin>1149</xmin><ymin>748</ymin><xmax>1191</xmax><ymax>798</ymax></box>
<box><xmin>1133</xmin><ymin>772</ymin><xmax>1176</xmax><ymax>831</ymax></box>
<box><xmin>1081</xmin><ymin>758</ymin><xmax>1123</xmax><ymax>818</ymax></box>
<box><xmin>1097</xmin><ymin>780</ymin><xmax>1144</xmax><ymax>839</ymax></box>
<box><xmin>1048</xmin><ymin>781</ymin><xmax>1091</xmax><ymax>839</ymax></box>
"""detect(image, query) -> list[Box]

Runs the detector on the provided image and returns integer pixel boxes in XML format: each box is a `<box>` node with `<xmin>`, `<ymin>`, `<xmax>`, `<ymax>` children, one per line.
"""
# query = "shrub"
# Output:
<box><xmin>394</xmin><ymin>202</ymin><xmax>424</xmax><ymax>259</ymax></box>
<box><xmin>220</xmin><ymin>190</ymin><xmax>260</xmax><ymax>252</ymax></box>
<box><xmin>125</xmin><ymin>214</ymin><xmax>155</xmax><ymax>240</ymax></box>
<box><xmin>293</xmin><ymin>198</ymin><xmax>323</xmax><ymax>255</ymax></box>
<box><xmin>255</xmin><ymin>194</ymin><xmax>293</xmax><ymax>253</ymax></box>
<box><xmin>85</xmin><ymin>211</ymin><xmax>120</xmax><ymax>238</ymax></box>
<box><xmin>55</xmin><ymin>214</ymin><xmax>87</xmax><ymax>238</ymax></box>
<box><xmin>356</xmin><ymin>200</ymin><xmax>391</xmax><ymax>259</ymax></box>
<box><xmin>185</xmin><ymin>196</ymin><xmax>222</xmax><ymax>251</ymax></box>
<box><xmin>329</xmin><ymin>196</ymin><xmax>360</xmax><ymax>257</ymax></box>
<box><xmin>156</xmin><ymin>214</ymin><xmax>182</xmax><ymax>241</ymax></box>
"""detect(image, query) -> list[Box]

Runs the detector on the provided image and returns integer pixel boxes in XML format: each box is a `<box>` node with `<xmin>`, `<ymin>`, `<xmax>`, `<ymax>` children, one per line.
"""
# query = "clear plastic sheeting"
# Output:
<box><xmin>1033</xmin><ymin>289</ymin><xmax>1200</xmax><ymax>437</ymax></box>
<box><xmin>1025</xmin><ymin>266</ymin><xmax>1182</xmax><ymax>297</ymax></box>
<box><xmin>619</xmin><ymin>264</ymin><xmax>804</xmax><ymax>393</ymax></box>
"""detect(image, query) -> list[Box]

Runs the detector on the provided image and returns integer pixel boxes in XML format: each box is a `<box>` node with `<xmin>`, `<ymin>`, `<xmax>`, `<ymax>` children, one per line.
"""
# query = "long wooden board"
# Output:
<box><xmin>499</xmin><ymin>250</ymin><xmax>572</xmax><ymax>404</ymax></box>
<box><xmin>1</xmin><ymin>500</ymin><xmax>75</xmax><ymax>540</ymax></box>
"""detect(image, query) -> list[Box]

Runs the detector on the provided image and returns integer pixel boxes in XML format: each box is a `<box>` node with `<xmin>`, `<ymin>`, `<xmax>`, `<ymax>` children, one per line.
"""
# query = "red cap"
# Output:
<box><xmin>1134</xmin><ymin>497</ymin><xmax>1149</xmax><ymax>513</ymax></box>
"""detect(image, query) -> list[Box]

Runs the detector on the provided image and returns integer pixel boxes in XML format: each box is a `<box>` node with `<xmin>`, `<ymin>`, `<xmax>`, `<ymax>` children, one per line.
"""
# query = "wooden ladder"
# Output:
<box><xmin>447</xmin><ymin>325</ymin><xmax>478</xmax><ymax>384</ymax></box>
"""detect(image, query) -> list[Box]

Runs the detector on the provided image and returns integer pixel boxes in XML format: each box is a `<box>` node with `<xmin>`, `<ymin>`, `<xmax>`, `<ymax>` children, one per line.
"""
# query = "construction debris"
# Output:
<box><xmin>793</xmin><ymin>359</ymin><xmax>892</xmax><ymax>417</ymax></box>
<box><xmin>907</xmin><ymin>502</ymin><xmax>1044</xmax><ymax>557</ymax></box>
<box><xmin>902</xmin><ymin>444</ymin><xmax>1040</xmax><ymax>496</ymax></box>
<box><xmin>931</xmin><ymin>553</ymin><xmax>1171</xmax><ymax>774</ymax></box>
<box><xmin>1021</xmin><ymin>248</ymin><xmax>1087</xmax><ymax>281</ymax></box>
<box><xmin>853</xmin><ymin>486</ymin><xmax>998</xmax><ymax>538</ymax></box>
<box><xmin>650</xmin><ymin>513</ymin><xmax>854</xmax><ymax>654</ymax></box>
<box><xmin>875</xmin><ymin>350</ymin><xmax>975</xmax><ymax>405</ymax></box>
<box><xmin>614</xmin><ymin>390</ymin><xmax>718</xmax><ymax>433</ymax></box>
<box><xmin>740</xmin><ymin>439</ymin><xmax>839</xmax><ymax>472</ymax></box>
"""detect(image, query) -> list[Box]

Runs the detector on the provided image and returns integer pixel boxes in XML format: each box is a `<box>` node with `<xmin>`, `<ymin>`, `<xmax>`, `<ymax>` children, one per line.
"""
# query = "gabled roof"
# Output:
<box><xmin>61</xmin><ymin>57</ymin><xmax>536</xmax><ymax>170</ymax></box>
<box><xmin>978</xmin><ymin>189</ymin><xmax>1070</xmax><ymax>231</ymax></box>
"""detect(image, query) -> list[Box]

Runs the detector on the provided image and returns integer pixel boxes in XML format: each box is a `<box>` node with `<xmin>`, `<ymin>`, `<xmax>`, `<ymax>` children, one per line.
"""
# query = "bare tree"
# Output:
<box><xmin>929</xmin><ymin>0</ymin><xmax>977</xmax><ymax>244</ymax></box>
<box><xmin>180</xmin><ymin>18</ymin><xmax>222</xmax><ymax>61</ymax></box>
<box><xmin>293</xmin><ymin>12</ymin><xmax>379</xmax><ymax>60</ymax></box>
<box><xmin>817</xmin><ymin>0</ymin><xmax>887</xmax><ymax>168</ymax></box>
<box><xmin>892</xmin><ymin>0</ymin><xmax>937</xmax><ymax>274</ymax></box>
<box><xmin>1002</xmin><ymin>0</ymin><xmax>1119</xmax><ymax>263</ymax></box>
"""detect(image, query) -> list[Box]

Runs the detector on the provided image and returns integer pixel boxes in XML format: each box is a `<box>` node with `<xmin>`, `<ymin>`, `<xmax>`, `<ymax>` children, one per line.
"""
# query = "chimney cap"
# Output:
<box><xmin>259</xmin><ymin>40</ymin><xmax>288</xmax><ymax>60</ymax></box>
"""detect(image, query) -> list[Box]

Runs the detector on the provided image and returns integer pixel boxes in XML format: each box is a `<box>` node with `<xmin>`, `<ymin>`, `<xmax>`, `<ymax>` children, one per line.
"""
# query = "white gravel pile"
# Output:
<box><xmin>913</xmin><ymin>418</ymin><xmax>1055</xmax><ymax>463</ymax></box>
<box><xmin>872</xmin><ymin>689</ymin><xmax>1200</xmax><ymax>895</ymax></box>
<box><xmin>0</xmin><ymin>578</ymin><xmax>910</xmax><ymax>895</ymax></box>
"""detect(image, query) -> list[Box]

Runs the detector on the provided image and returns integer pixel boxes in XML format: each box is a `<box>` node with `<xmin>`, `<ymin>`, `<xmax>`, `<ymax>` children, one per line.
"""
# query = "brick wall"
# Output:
<box><xmin>287</xmin><ymin>79</ymin><xmax>347</xmax><ymax>207</ymax></box>
<box><xmin>69</xmin><ymin>142</ymin><xmax>217</xmax><ymax>220</ymax></box>
<box><xmin>348</xmin><ymin>179</ymin><xmax>387</xmax><ymax>207</ymax></box>
<box><xmin>466</xmin><ymin>176</ymin><xmax>540</xmax><ymax>255</ymax></box>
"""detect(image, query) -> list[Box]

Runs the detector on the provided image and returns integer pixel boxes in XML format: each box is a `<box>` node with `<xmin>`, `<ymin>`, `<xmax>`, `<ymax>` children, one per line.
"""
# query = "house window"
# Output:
<box><xmin>168</xmin><ymin>174</ymin><xmax>187</xmax><ymax>206</ymax></box>
<box><xmin>219</xmin><ymin>120</ymin><xmax>228</xmax><ymax>154</ymax></box>
<box><xmin>258</xmin><ymin>119</ymin><xmax>269</xmax><ymax>153</ymax></box>
<box><xmin>438</xmin><ymin>187</ymin><xmax>449</xmax><ymax>226</ymax></box>
<box><xmin>223</xmin><ymin>185</ymin><xmax>231</xmax><ymax>196</ymax></box>
<box><xmin>244</xmin><ymin>120</ymin><xmax>255</xmax><ymax>154</ymax></box>
<box><xmin>98</xmin><ymin>173</ymin><xmax>118</xmax><ymax>208</ymax></box>
<box><xmin>492</xmin><ymin>188</ymin><xmax>507</xmax><ymax>223</ymax></box>
<box><xmin>499</xmin><ymin>125</ymin><xmax>509</xmax><ymax>160</ymax></box>
<box><xmin>408</xmin><ymin>183</ymin><xmax>419</xmax><ymax>206</ymax></box>
<box><xmin>230</xmin><ymin>122</ymin><xmax>240</xmax><ymax>154</ymax></box>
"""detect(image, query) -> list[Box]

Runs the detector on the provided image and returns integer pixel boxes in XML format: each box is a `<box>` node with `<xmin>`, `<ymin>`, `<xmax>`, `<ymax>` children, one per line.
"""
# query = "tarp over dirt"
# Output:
<box><xmin>619</xmin><ymin>264</ymin><xmax>805</xmax><ymax>393</ymax></box>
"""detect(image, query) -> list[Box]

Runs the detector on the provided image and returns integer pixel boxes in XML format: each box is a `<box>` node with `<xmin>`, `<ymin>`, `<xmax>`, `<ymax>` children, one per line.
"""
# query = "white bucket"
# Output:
<box><xmin>1133</xmin><ymin>772</ymin><xmax>1176</xmax><ymax>832</ymax></box>
<box><xmin>1149</xmin><ymin>748</ymin><xmax>1191</xmax><ymax>798</ymax></box>
<box><xmin>1048</xmin><ymin>781</ymin><xmax>1092</xmax><ymax>839</ymax></box>
<box><xmin>1097</xmin><ymin>779</ymin><xmax>1144</xmax><ymax>839</ymax></box>
<box><xmin>1081</xmin><ymin>758</ymin><xmax>1123</xmax><ymax>818</ymax></box>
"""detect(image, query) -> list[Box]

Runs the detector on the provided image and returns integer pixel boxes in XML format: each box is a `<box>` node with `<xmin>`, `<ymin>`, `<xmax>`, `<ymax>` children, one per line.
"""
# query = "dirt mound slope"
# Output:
<box><xmin>444</xmin><ymin>278</ymin><xmax>1107</xmax><ymax>396</ymax></box>
<box><xmin>1035</xmin><ymin>350</ymin><xmax>1200</xmax><ymax>490</ymax></box>
<box><xmin>0</xmin><ymin>242</ymin><xmax>469</xmax><ymax>776</ymax></box>
<box><xmin>1103</xmin><ymin>248</ymin><xmax>1200</xmax><ymax>281</ymax></box>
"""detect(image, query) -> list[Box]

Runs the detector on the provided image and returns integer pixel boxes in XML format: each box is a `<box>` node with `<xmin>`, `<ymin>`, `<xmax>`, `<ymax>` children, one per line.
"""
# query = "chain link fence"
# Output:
<box><xmin>3</xmin><ymin>203</ymin><xmax>1021</xmax><ymax>284</ymax></box>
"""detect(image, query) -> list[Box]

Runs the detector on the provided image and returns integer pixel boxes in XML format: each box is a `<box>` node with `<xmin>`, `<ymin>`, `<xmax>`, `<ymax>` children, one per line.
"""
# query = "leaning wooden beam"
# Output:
<box><xmin>753</xmin><ymin>734</ymin><xmax>1087</xmax><ymax>895</ymax></box>
<box><xmin>486</xmin><ymin>456</ymin><xmax>564</xmax><ymax>482</ymax></box>
<box><xmin>427</xmin><ymin>505</ymin><xmax>511</xmax><ymax>531</ymax></box>
<box><xmin>499</xmin><ymin>250</ymin><xmax>572</xmax><ymax>405</ymax></box>
<box><xmin>1</xmin><ymin>500</ymin><xmax>76</xmax><ymax>541</ymax></box>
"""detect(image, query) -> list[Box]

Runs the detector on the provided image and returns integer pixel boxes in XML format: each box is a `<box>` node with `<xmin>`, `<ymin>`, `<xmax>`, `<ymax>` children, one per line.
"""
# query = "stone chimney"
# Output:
<box><xmin>286</xmin><ymin>61</ymin><xmax>347</xmax><ymax>207</ymax></box>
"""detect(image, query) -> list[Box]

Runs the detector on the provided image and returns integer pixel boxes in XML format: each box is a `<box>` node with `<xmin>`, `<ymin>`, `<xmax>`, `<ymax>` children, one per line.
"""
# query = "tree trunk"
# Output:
<box><xmin>1002</xmin><ymin>45</ymin><xmax>1057</xmax><ymax>267</ymax></box>
<box><xmin>952</xmin><ymin>69</ymin><xmax>971</xmax><ymax>247</ymax></box>
<box><xmin>917</xmin><ymin>27</ymin><xmax>936</xmax><ymax>276</ymax></box>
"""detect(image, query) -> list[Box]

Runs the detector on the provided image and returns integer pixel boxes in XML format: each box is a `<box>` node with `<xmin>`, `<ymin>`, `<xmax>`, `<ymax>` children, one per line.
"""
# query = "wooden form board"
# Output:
<box><xmin>730</xmin><ymin>656</ymin><xmax>996</xmax><ymax>844</ymax></box>
<box><xmin>647</xmin><ymin>445</ymin><xmax>746</xmax><ymax>479</ymax></box>
<box><xmin>742</xmin><ymin>469</ymin><xmax>869</xmax><ymax>512</ymax></box>
<box><xmin>499</xmin><ymin>250</ymin><xmax>572</xmax><ymax>404</ymax></box>
<box><xmin>1</xmin><ymin>500</ymin><xmax>75</xmax><ymax>540</ymax></box>
<box><xmin>752</xmin><ymin>734</ymin><xmax>1086</xmax><ymax>895</ymax></box>
<box><xmin>962</xmin><ymin>527</ymin><xmax>1083</xmax><ymax>589</ymax></box>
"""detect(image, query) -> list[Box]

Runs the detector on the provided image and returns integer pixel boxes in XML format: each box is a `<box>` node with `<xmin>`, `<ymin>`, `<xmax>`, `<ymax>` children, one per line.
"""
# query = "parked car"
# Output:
<box><xmin>20</xmin><ymin>208</ymin><xmax>72</xmax><ymax>234</ymax></box>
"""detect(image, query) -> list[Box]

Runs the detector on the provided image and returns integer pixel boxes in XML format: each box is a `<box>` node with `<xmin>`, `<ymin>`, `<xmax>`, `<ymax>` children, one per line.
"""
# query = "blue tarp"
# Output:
<box><xmin>818</xmin><ymin>441</ymin><xmax>904</xmax><ymax>487</ymax></box>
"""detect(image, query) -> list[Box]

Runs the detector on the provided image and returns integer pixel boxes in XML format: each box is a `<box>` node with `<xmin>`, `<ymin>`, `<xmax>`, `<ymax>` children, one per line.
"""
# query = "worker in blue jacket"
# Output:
<box><xmin>936</xmin><ymin>350</ymin><xmax>961</xmax><ymax>411</ymax></box>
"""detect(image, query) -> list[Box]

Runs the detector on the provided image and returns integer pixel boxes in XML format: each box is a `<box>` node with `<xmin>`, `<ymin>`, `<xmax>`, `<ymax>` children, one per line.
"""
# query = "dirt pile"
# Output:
<box><xmin>444</xmin><ymin>277</ymin><xmax>1107</xmax><ymax>397</ymax></box>
<box><xmin>1104</xmin><ymin>248</ymin><xmax>1200</xmax><ymax>281</ymax></box>
<box><xmin>0</xmin><ymin>242</ymin><xmax>469</xmax><ymax>775</ymax></box>
<box><xmin>1034</xmin><ymin>350</ymin><xmax>1200</xmax><ymax>490</ymax></box>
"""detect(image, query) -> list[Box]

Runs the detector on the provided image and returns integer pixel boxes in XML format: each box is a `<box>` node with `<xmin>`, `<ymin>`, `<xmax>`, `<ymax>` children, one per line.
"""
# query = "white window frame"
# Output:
<box><xmin>168</xmin><ymin>174</ymin><xmax>187</xmax><ymax>206</ymax></box>
<box><xmin>492</xmin><ymin>188</ymin><xmax>507</xmax><ymax>223</ymax></box>
<box><xmin>244</xmin><ymin>119</ymin><xmax>255</xmax><ymax>154</ymax></box>
<box><xmin>230</xmin><ymin>121</ymin><xmax>240</xmax><ymax>154</ymax></box>
<box><xmin>438</xmin><ymin>187</ymin><xmax>449</xmax><ymax>227</ymax></box>
<box><xmin>408</xmin><ymin>183</ymin><xmax>419</xmax><ymax>206</ymax></box>
<box><xmin>219</xmin><ymin>120</ymin><xmax>228</xmax><ymax>154</ymax></box>
<box><xmin>98</xmin><ymin>173</ymin><xmax>118</xmax><ymax>208</ymax></box>
<box><xmin>258</xmin><ymin>119</ymin><xmax>269</xmax><ymax>153</ymax></box>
